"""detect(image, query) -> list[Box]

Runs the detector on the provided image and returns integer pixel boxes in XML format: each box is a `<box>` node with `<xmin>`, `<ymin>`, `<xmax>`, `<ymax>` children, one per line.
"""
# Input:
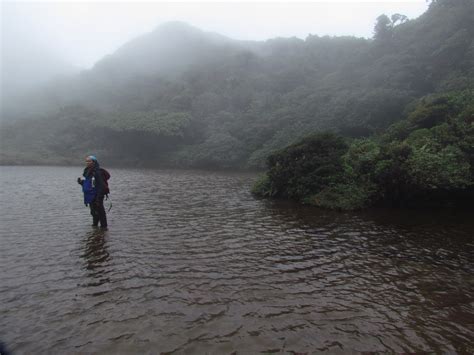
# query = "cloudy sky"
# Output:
<box><xmin>2</xmin><ymin>0</ymin><xmax>429</xmax><ymax>69</ymax></box>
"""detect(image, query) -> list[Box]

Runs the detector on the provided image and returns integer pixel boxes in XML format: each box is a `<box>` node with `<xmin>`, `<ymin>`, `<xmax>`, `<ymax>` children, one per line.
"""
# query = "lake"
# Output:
<box><xmin>0</xmin><ymin>166</ymin><xmax>472</xmax><ymax>353</ymax></box>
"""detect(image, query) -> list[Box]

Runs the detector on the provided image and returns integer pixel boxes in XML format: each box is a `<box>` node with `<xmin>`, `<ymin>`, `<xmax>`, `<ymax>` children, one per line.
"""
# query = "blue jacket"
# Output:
<box><xmin>81</xmin><ymin>164</ymin><xmax>105</xmax><ymax>204</ymax></box>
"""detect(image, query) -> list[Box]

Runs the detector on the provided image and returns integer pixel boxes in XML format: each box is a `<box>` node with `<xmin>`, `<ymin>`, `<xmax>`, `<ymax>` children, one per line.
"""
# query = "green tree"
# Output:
<box><xmin>374</xmin><ymin>14</ymin><xmax>393</xmax><ymax>42</ymax></box>
<box><xmin>260</xmin><ymin>133</ymin><xmax>348</xmax><ymax>200</ymax></box>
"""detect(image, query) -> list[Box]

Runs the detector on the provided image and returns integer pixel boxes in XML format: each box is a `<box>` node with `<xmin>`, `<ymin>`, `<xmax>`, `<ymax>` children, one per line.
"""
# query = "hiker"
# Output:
<box><xmin>77</xmin><ymin>155</ymin><xmax>110</xmax><ymax>230</ymax></box>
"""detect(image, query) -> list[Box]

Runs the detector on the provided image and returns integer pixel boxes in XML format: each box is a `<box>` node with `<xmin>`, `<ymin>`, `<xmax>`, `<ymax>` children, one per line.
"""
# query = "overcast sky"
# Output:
<box><xmin>2</xmin><ymin>0</ymin><xmax>429</xmax><ymax>69</ymax></box>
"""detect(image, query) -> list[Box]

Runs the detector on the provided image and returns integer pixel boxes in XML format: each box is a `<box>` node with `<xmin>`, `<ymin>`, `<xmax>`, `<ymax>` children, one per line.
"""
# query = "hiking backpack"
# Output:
<box><xmin>100</xmin><ymin>168</ymin><xmax>111</xmax><ymax>195</ymax></box>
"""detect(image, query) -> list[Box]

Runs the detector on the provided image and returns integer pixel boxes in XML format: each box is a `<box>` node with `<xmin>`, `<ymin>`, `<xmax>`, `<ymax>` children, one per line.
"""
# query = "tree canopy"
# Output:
<box><xmin>1</xmin><ymin>0</ymin><xmax>473</xmax><ymax>171</ymax></box>
<box><xmin>253</xmin><ymin>89</ymin><xmax>474</xmax><ymax>209</ymax></box>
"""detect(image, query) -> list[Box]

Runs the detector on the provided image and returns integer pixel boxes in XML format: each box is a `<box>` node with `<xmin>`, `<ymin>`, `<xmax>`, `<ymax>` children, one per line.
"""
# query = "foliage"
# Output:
<box><xmin>407</xmin><ymin>145</ymin><xmax>471</xmax><ymax>189</ymax></box>
<box><xmin>95</xmin><ymin>111</ymin><xmax>192</xmax><ymax>137</ymax></box>
<box><xmin>1</xmin><ymin>0</ymin><xmax>473</xmax><ymax>170</ymax></box>
<box><xmin>253</xmin><ymin>90</ymin><xmax>474</xmax><ymax>209</ymax></box>
<box><xmin>168</xmin><ymin>132</ymin><xmax>248</xmax><ymax>168</ymax></box>
<box><xmin>253</xmin><ymin>133</ymin><xmax>348</xmax><ymax>200</ymax></box>
<box><xmin>251</xmin><ymin>174</ymin><xmax>274</xmax><ymax>197</ymax></box>
<box><xmin>307</xmin><ymin>183</ymin><xmax>375</xmax><ymax>210</ymax></box>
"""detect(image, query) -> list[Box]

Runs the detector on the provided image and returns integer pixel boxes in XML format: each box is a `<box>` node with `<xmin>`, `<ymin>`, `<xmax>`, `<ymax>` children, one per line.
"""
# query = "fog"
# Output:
<box><xmin>2</xmin><ymin>0</ymin><xmax>428</xmax><ymax>97</ymax></box>
<box><xmin>1</xmin><ymin>0</ymin><xmax>472</xmax><ymax>201</ymax></box>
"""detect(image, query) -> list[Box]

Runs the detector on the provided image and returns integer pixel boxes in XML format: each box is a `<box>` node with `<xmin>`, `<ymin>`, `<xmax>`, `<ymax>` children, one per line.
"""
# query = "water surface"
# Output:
<box><xmin>0</xmin><ymin>166</ymin><xmax>473</xmax><ymax>353</ymax></box>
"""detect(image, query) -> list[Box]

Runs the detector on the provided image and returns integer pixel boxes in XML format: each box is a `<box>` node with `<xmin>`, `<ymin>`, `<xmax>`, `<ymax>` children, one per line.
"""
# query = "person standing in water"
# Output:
<box><xmin>77</xmin><ymin>155</ymin><xmax>110</xmax><ymax>230</ymax></box>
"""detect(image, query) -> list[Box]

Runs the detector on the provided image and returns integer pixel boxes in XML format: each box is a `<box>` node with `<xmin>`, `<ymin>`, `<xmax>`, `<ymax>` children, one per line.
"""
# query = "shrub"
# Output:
<box><xmin>407</xmin><ymin>145</ymin><xmax>472</xmax><ymax>190</ymax></box>
<box><xmin>251</xmin><ymin>174</ymin><xmax>274</xmax><ymax>197</ymax></box>
<box><xmin>254</xmin><ymin>91</ymin><xmax>474</xmax><ymax>209</ymax></box>
<box><xmin>306</xmin><ymin>182</ymin><xmax>375</xmax><ymax>210</ymax></box>
<box><xmin>266</xmin><ymin>133</ymin><xmax>348</xmax><ymax>200</ymax></box>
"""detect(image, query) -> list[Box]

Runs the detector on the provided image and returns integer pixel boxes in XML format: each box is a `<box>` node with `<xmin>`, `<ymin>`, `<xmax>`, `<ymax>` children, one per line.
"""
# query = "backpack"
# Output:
<box><xmin>100</xmin><ymin>168</ymin><xmax>111</xmax><ymax>195</ymax></box>
<box><xmin>82</xmin><ymin>175</ymin><xmax>97</xmax><ymax>205</ymax></box>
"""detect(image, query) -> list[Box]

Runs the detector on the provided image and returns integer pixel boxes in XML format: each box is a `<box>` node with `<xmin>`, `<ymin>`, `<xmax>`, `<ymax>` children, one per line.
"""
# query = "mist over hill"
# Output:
<box><xmin>1</xmin><ymin>22</ymin><xmax>250</xmax><ymax>118</ymax></box>
<box><xmin>92</xmin><ymin>22</ymin><xmax>241</xmax><ymax>77</ymax></box>
<box><xmin>1</xmin><ymin>0</ymin><xmax>473</xmax><ymax>168</ymax></box>
<box><xmin>1</xmin><ymin>28</ymin><xmax>79</xmax><ymax>114</ymax></box>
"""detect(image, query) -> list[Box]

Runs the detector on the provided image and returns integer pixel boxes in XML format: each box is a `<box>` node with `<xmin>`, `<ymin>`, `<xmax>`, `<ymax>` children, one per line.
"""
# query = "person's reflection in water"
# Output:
<box><xmin>82</xmin><ymin>229</ymin><xmax>111</xmax><ymax>285</ymax></box>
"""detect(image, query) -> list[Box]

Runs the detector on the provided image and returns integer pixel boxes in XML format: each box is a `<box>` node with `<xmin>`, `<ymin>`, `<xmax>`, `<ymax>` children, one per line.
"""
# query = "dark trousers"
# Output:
<box><xmin>90</xmin><ymin>195</ymin><xmax>107</xmax><ymax>227</ymax></box>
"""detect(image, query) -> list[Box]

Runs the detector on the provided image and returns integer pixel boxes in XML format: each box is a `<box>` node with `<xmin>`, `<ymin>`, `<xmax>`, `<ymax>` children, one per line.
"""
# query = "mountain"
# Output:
<box><xmin>91</xmin><ymin>22</ymin><xmax>240</xmax><ymax>78</ymax></box>
<box><xmin>1</xmin><ymin>22</ymin><xmax>246</xmax><ymax>118</ymax></box>
<box><xmin>1</xmin><ymin>0</ymin><xmax>473</xmax><ymax>168</ymax></box>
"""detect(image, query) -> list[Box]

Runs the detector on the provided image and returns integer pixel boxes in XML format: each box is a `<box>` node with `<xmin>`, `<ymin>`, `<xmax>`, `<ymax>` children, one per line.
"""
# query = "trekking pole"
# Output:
<box><xmin>106</xmin><ymin>195</ymin><xmax>113</xmax><ymax>212</ymax></box>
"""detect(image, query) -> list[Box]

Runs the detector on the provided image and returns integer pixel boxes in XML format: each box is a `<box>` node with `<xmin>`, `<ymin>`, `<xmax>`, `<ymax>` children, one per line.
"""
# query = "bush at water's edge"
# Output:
<box><xmin>252</xmin><ymin>91</ymin><xmax>474</xmax><ymax>210</ymax></box>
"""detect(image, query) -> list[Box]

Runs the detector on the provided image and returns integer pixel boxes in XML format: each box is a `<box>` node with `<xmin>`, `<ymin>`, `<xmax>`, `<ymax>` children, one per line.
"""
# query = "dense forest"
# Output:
<box><xmin>252</xmin><ymin>90</ymin><xmax>474</xmax><ymax>208</ymax></box>
<box><xmin>1</xmin><ymin>0</ymin><xmax>473</xmax><ymax>178</ymax></box>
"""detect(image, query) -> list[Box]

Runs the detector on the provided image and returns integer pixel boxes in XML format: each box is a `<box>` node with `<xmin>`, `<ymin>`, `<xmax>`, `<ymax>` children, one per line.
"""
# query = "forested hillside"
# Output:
<box><xmin>253</xmin><ymin>90</ymin><xmax>474</xmax><ymax>208</ymax></box>
<box><xmin>1</xmin><ymin>0</ymin><xmax>473</xmax><ymax>168</ymax></box>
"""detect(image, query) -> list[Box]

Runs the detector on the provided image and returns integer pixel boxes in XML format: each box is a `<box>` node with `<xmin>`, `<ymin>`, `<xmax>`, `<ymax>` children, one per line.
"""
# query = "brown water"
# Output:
<box><xmin>0</xmin><ymin>166</ymin><xmax>473</xmax><ymax>354</ymax></box>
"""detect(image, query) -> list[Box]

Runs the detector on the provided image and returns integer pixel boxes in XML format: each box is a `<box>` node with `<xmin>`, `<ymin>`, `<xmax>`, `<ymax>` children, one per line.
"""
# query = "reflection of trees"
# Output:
<box><xmin>262</xmin><ymin>199</ymin><xmax>348</xmax><ymax>230</ymax></box>
<box><xmin>263</xmin><ymin>200</ymin><xmax>473</xmax><ymax>264</ymax></box>
<box><xmin>262</xmin><ymin>200</ymin><xmax>473</xmax><ymax>352</ymax></box>
<box><xmin>265</xmin><ymin>199</ymin><xmax>473</xmax><ymax>237</ymax></box>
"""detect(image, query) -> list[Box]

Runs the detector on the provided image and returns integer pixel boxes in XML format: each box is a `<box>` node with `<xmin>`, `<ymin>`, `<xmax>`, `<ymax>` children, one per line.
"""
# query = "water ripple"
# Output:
<box><xmin>1</xmin><ymin>166</ymin><xmax>473</xmax><ymax>354</ymax></box>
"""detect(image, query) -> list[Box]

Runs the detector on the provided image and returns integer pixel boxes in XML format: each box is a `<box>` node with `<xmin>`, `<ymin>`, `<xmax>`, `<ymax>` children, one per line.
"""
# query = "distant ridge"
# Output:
<box><xmin>91</xmin><ymin>21</ymin><xmax>241</xmax><ymax>78</ymax></box>
<box><xmin>2</xmin><ymin>0</ymin><xmax>473</xmax><ymax>169</ymax></box>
